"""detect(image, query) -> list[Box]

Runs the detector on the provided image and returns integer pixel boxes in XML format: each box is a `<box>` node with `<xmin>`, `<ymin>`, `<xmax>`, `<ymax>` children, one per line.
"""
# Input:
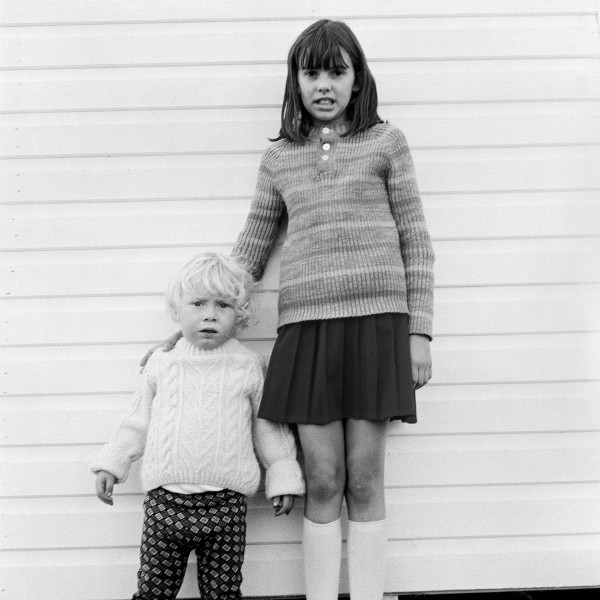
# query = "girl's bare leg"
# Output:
<box><xmin>344</xmin><ymin>418</ymin><xmax>389</xmax><ymax>600</ymax></box>
<box><xmin>297</xmin><ymin>421</ymin><xmax>346</xmax><ymax>523</ymax></box>
<box><xmin>344</xmin><ymin>418</ymin><xmax>388</xmax><ymax>521</ymax></box>
<box><xmin>298</xmin><ymin>421</ymin><xmax>345</xmax><ymax>600</ymax></box>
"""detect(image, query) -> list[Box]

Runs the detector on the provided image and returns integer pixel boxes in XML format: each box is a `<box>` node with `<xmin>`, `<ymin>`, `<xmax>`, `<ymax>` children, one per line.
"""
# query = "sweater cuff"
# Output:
<box><xmin>264</xmin><ymin>459</ymin><xmax>305</xmax><ymax>499</ymax></box>
<box><xmin>408</xmin><ymin>313</ymin><xmax>433</xmax><ymax>340</ymax></box>
<box><xmin>90</xmin><ymin>447</ymin><xmax>133</xmax><ymax>483</ymax></box>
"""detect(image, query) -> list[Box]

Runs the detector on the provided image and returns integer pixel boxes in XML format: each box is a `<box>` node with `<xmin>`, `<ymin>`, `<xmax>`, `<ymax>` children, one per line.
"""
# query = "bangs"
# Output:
<box><xmin>296</xmin><ymin>36</ymin><xmax>350</xmax><ymax>71</ymax></box>
<box><xmin>183</xmin><ymin>271</ymin><xmax>239</xmax><ymax>303</ymax></box>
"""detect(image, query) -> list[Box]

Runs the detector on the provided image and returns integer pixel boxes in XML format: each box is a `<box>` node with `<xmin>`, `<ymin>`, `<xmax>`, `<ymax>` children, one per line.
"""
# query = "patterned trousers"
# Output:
<box><xmin>132</xmin><ymin>487</ymin><xmax>247</xmax><ymax>600</ymax></box>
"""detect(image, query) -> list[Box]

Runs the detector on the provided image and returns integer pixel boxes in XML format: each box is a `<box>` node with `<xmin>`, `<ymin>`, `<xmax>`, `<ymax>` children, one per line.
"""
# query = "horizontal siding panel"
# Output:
<box><xmin>3</xmin><ymin>382</ymin><xmax>599</xmax><ymax>446</ymax></box>
<box><xmin>1</xmin><ymin>18</ymin><xmax>598</xmax><ymax>70</ymax></box>
<box><xmin>3</xmin><ymin>196</ymin><xmax>599</xmax><ymax>250</ymax></box>
<box><xmin>1</xmin><ymin>62</ymin><xmax>597</xmax><ymax>112</ymax></box>
<box><xmin>3</xmin><ymin>284</ymin><xmax>599</xmax><ymax>346</ymax></box>
<box><xmin>1</xmin><ymin>333</ymin><xmax>598</xmax><ymax>395</ymax></box>
<box><xmin>2</xmin><ymin>432</ymin><xmax>599</xmax><ymax>497</ymax></box>
<box><xmin>2</xmin><ymin>538</ymin><xmax>599</xmax><ymax>598</ymax></box>
<box><xmin>1</xmin><ymin>147</ymin><xmax>596</xmax><ymax>204</ymax></box>
<box><xmin>2</xmin><ymin>111</ymin><xmax>598</xmax><ymax>158</ymax></box>
<box><xmin>3</xmin><ymin>238</ymin><xmax>599</xmax><ymax>297</ymax></box>
<box><xmin>1</xmin><ymin>0</ymin><xmax>597</xmax><ymax>25</ymax></box>
<box><xmin>3</xmin><ymin>484</ymin><xmax>600</xmax><ymax>549</ymax></box>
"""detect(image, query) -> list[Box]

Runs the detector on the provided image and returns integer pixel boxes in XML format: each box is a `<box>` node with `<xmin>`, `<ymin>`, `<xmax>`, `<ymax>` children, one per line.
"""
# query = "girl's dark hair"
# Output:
<box><xmin>273</xmin><ymin>19</ymin><xmax>383</xmax><ymax>143</ymax></box>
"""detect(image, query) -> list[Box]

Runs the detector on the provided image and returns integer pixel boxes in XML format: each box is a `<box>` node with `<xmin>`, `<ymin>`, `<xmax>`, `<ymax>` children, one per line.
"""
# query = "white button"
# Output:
<box><xmin>322</xmin><ymin>127</ymin><xmax>330</xmax><ymax>133</ymax></box>
<box><xmin>322</xmin><ymin>143</ymin><xmax>331</xmax><ymax>151</ymax></box>
<box><xmin>321</xmin><ymin>155</ymin><xmax>329</xmax><ymax>161</ymax></box>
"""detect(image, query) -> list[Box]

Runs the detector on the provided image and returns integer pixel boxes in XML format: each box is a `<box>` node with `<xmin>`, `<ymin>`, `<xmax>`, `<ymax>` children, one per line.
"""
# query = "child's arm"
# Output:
<box><xmin>248</xmin><ymin>357</ymin><xmax>305</xmax><ymax>504</ymax></box>
<box><xmin>272</xmin><ymin>494</ymin><xmax>295</xmax><ymax>516</ymax></box>
<box><xmin>95</xmin><ymin>470</ymin><xmax>117</xmax><ymax>505</ymax></box>
<box><xmin>231</xmin><ymin>147</ymin><xmax>286</xmax><ymax>281</ymax></box>
<box><xmin>90</xmin><ymin>355</ymin><xmax>158</xmax><ymax>485</ymax></box>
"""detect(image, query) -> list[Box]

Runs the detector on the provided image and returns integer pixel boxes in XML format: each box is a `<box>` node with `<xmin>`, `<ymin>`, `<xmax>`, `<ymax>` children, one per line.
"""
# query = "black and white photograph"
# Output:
<box><xmin>1</xmin><ymin>2</ymin><xmax>599</xmax><ymax>599</ymax></box>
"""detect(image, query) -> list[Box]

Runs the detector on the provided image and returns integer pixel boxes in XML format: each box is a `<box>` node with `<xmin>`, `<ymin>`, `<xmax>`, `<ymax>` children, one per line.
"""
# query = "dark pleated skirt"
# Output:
<box><xmin>257</xmin><ymin>313</ymin><xmax>416</xmax><ymax>425</ymax></box>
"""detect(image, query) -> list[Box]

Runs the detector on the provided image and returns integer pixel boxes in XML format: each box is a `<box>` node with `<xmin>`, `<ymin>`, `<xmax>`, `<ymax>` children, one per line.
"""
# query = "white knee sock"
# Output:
<box><xmin>348</xmin><ymin>519</ymin><xmax>387</xmax><ymax>600</ymax></box>
<box><xmin>303</xmin><ymin>517</ymin><xmax>342</xmax><ymax>600</ymax></box>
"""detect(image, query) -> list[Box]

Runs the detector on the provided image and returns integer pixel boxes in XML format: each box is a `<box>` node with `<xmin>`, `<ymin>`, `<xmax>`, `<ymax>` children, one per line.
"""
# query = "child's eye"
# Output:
<box><xmin>217</xmin><ymin>301</ymin><xmax>232</xmax><ymax>309</ymax></box>
<box><xmin>303</xmin><ymin>69</ymin><xmax>317</xmax><ymax>78</ymax></box>
<box><xmin>192</xmin><ymin>300</ymin><xmax>205</xmax><ymax>307</ymax></box>
<box><xmin>331</xmin><ymin>69</ymin><xmax>345</xmax><ymax>78</ymax></box>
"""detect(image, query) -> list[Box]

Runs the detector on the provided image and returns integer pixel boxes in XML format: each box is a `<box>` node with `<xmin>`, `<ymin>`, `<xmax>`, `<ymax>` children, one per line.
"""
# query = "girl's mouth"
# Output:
<box><xmin>315</xmin><ymin>98</ymin><xmax>334</xmax><ymax>106</ymax></box>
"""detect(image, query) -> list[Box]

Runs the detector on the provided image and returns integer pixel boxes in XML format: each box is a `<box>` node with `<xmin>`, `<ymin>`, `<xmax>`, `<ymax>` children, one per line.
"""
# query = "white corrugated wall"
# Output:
<box><xmin>1</xmin><ymin>1</ymin><xmax>599</xmax><ymax>598</ymax></box>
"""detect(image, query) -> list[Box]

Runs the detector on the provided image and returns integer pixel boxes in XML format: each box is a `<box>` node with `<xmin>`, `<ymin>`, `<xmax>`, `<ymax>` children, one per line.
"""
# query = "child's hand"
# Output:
<box><xmin>273</xmin><ymin>495</ymin><xmax>295</xmax><ymax>516</ymax></box>
<box><xmin>139</xmin><ymin>331</ymin><xmax>183</xmax><ymax>369</ymax></box>
<box><xmin>409</xmin><ymin>334</ymin><xmax>432</xmax><ymax>389</ymax></box>
<box><xmin>95</xmin><ymin>470</ymin><xmax>117</xmax><ymax>505</ymax></box>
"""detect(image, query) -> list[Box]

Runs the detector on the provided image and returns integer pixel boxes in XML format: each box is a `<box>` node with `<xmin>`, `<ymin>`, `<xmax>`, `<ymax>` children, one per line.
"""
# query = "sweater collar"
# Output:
<box><xmin>309</xmin><ymin>120</ymin><xmax>350</xmax><ymax>139</ymax></box>
<box><xmin>174</xmin><ymin>337</ymin><xmax>241</xmax><ymax>356</ymax></box>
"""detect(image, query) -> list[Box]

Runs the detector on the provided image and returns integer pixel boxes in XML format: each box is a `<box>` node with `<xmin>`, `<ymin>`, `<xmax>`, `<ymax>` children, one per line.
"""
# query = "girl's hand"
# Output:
<box><xmin>273</xmin><ymin>495</ymin><xmax>295</xmax><ymax>516</ymax></box>
<box><xmin>139</xmin><ymin>330</ymin><xmax>183</xmax><ymax>369</ymax></box>
<box><xmin>95</xmin><ymin>470</ymin><xmax>117</xmax><ymax>505</ymax></box>
<box><xmin>409</xmin><ymin>334</ymin><xmax>432</xmax><ymax>390</ymax></box>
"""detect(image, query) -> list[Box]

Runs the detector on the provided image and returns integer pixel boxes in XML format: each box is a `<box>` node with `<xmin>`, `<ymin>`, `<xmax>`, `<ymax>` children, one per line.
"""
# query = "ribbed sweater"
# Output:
<box><xmin>90</xmin><ymin>338</ymin><xmax>305</xmax><ymax>499</ymax></box>
<box><xmin>233</xmin><ymin>122</ymin><xmax>435</xmax><ymax>338</ymax></box>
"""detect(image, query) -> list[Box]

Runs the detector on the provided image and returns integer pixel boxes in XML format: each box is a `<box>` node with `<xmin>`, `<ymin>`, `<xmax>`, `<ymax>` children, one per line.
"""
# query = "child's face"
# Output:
<box><xmin>177</xmin><ymin>291</ymin><xmax>238</xmax><ymax>350</ymax></box>
<box><xmin>297</xmin><ymin>47</ymin><xmax>358</xmax><ymax>128</ymax></box>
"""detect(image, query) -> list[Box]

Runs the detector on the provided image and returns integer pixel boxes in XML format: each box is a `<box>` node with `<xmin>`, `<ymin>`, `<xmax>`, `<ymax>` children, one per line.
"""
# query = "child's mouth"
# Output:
<box><xmin>315</xmin><ymin>98</ymin><xmax>334</xmax><ymax>106</ymax></box>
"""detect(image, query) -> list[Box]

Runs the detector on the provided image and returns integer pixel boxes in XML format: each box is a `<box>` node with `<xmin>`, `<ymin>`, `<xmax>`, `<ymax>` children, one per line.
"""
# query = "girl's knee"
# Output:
<box><xmin>345</xmin><ymin>463</ymin><xmax>384</xmax><ymax>506</ymax></box>
<box><xmin>306</xmin><ymin>464</ymin><xmax>345</xmax><ymax>503</ymax></box>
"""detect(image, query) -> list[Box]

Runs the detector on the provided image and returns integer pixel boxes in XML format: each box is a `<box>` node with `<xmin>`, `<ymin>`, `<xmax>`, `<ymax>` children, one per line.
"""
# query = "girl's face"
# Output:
<box><xmin>177</xmin><ymin>291</ymin><xmax>238</xmax><ymax>350</ymax></box>
<box><xmin>297</xmin><ymin>47</ymin><xmax>358</xmax><ymax>128</ymax></box>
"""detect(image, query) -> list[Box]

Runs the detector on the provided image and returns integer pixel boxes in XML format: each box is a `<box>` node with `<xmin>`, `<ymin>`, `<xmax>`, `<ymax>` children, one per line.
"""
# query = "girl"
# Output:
<box><xmin>144</xmin><ymin>18</ymin><xmax>434</xmax><ymax>600</ymax></box>
<box><xmin>231</xmin><ymin>19</ymin><xmax>434</xmax><ymax>600</ymax></box>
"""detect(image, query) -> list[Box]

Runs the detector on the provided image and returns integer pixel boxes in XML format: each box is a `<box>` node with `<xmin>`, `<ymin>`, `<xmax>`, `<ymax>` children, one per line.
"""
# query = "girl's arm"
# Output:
<box><xmin>90</xmin><ymin>355</ymin><xmax>158</xmax><ymax>483</ymax></box>
<box><xmin>232</xmin><ymin>147</ymin><xmax>286</xmax><ymax>281</ymax></box>
<box><xmin>410</xmin><ymin>333</ymin><xmax>432</xmax><ymax>389</ymax></box>
<box><xmin>385</xmin><ymin>126</ymin><xmax>435</xmax><ymax>340</ymax></box>
<box><xmin>139</xmin><ymin>330</ymin><xmax>182</xmax><ymax>368</ymax></box>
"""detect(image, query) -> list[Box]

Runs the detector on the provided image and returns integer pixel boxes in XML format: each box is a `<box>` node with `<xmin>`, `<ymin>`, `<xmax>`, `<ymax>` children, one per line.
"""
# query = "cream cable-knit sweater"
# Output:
<box><xmin>233</xmin><ymin>122</ymin><xmax>435</xmax><ymax>338</ymax></box>
<box><xmin>91</xmin><ymin>338</ymin><xmax>305</xmax><ymax>499</ymax></box>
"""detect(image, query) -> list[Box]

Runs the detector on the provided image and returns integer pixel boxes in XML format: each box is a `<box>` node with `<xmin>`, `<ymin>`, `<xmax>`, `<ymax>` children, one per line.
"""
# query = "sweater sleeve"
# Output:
<box><xmin>231</xmin><ymin>145</ymin><xmax>286</xmax><ymax>281</ymax></box>
<box><xmin>385</xmin><ymin>126</ymin><xmax>435</xmax><ymax>338</ymax></box>
<box><xmin>248</xmin><ymin>356</ymin><xmax>305</xmax><ymax>499</ymax></box>
<box><xmin>90</xmin><ymin>355</ymin><xmax>158</xmax><ymax>483</ymax></box>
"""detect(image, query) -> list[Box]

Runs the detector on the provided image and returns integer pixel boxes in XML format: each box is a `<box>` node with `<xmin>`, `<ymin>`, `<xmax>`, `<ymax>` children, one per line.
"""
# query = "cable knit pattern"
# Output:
<box><xmin>232</xmin><ymin>122</ymin><xmax>435</xmax><ymax>338</ymax></box>
<box><xmin>91</xmin><ymin>338</ymin><xmax>305</xmax><ymax>499</ymax></box>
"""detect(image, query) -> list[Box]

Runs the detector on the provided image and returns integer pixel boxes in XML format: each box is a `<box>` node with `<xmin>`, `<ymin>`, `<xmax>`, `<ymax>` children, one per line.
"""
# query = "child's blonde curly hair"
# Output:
<box><xmin>166</xmin><ymin>252</ymin><xmax>255</xmax><ymax>329</ymax></box>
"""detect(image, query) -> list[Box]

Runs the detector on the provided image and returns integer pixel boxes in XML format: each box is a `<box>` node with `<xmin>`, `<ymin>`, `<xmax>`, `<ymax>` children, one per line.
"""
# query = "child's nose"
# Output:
<box><xmin>203</xmin><ymin>305</ymin><xmax>217</xmax><ymax>320</ymax></box>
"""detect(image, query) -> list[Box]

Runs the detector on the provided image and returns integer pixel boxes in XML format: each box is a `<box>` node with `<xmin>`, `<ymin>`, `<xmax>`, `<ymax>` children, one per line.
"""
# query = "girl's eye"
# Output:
<box><xmin>303</xmin><ymin>69</ymin><xmax>317</xmax><ymax>78</ymax></box>
<box><xmin>193</xmin><ymin>301</ymin><xmax>204</xmax><ymax>307</ymax></box>
<box><xmin>331</xmin><ymin>69</ymin><xmax>344</xmax><ymax>77</ymax></box>
<box><xmin>218</xmin><ymin>301</ymin><xmax>231</xmax><ymax>309</ymax></box>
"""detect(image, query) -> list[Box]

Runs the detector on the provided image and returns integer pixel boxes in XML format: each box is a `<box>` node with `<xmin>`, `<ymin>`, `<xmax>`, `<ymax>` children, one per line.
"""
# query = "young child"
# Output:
<box><xmin>231</xmin><ymin>19</ymin><xmax>435</xmax><ymax>600</ymax></box>
<box><xmin>92</xmin><ymin>252</ymin><xmax>305</xmax><ymax>600</ymax></box>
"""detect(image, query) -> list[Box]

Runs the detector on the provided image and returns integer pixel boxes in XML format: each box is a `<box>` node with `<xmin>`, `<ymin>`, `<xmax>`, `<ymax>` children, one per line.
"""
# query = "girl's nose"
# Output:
<box><xmin>317</xmin><ymin>75</ymin><xmax>331</xmax><ymax>92</ymax></box>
